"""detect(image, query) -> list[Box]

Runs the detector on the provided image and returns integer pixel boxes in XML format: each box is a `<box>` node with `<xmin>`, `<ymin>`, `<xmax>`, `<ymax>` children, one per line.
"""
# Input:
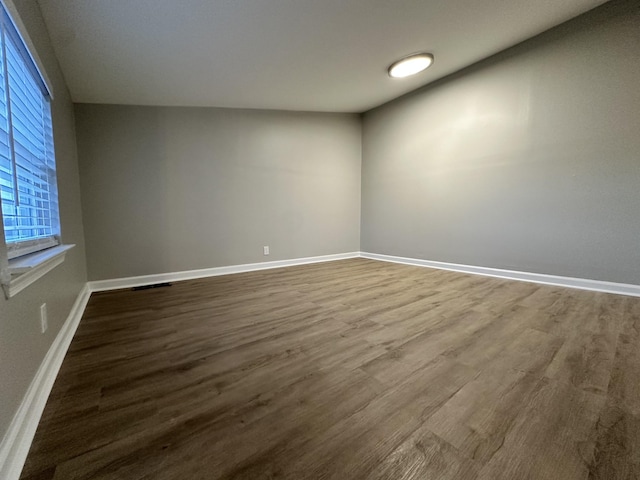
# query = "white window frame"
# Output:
<box><xmin>0</xmin><ymin>3</ymin><xmax>59</xmax><ymax>254</ymax></box>
<box><xmin>0</xmin><ymin>0</ymin><xmax>73</xmax><ymax>298</ymax></box>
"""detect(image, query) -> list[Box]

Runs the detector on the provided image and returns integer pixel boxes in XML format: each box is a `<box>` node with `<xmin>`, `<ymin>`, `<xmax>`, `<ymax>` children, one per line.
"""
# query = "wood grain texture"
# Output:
<box><xmin>18</xmin><ymin>258</ymin><xmax>640</xmax><ymax>479</ymax></box>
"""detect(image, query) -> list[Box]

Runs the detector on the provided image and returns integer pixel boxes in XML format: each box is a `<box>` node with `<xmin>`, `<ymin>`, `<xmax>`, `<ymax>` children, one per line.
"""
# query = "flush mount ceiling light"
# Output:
<box><xmin>388</xmin><ymin>53</ymin><xmax>434</xmax><ymax>78</ymax></box>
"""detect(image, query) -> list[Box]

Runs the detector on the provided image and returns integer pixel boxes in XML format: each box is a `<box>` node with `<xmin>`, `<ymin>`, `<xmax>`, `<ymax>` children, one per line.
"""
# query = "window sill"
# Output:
<box><xmin>2</xmin><ymin>244</ymin><xmax>75</xmax><ymax>298</ymax></box>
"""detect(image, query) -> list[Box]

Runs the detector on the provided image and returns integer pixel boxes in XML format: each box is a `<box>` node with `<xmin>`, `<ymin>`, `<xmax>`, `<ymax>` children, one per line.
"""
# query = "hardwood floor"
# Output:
<box><xmin>19</xmin><ymin>258</ymin><xmax>640</xmax><ymax>479</ymax></box>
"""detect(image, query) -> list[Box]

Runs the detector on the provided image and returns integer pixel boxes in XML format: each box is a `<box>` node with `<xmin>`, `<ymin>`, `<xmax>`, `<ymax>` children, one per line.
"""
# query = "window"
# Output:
<box><xmin>0</xmin><ymin>4</ymin><xmax>58</xmax><ymax>260</ymax></box>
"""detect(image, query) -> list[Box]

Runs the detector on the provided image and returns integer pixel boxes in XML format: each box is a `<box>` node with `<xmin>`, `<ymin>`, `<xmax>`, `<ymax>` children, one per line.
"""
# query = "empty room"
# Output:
<box><xmin>1</xmin><ymin>0</ymin><xmax>639</xmax><ymax>478</ymax></box>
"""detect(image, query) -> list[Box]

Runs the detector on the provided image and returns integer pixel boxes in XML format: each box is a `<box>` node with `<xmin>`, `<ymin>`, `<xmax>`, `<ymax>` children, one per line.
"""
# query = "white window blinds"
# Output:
<box><xmin>0</xmin><ymin>5</ymin><xmax>59</xmax><ymax>260</ymax></box>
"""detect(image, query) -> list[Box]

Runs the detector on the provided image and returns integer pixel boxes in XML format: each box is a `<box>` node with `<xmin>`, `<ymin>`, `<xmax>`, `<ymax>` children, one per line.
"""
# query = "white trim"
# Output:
<box><xmin>360</xmin><ymin>252</ymin><xmax>640</xmax><ymax>297</ymax></box>
<box><xmin>7</xmin><ymin>245</ymin><xmax>74</xmax><ymax>274</ymax></box>
<box><xmin>7</xmin><ymin>237</ymin><xmax>60</xmax><ymax>261</ymax></box>
<box><xmin>2</xmin><ymin>245</ymin><xmax>75</xmax><ymax>298</ymax></box>
<box><xmin>0</xmin><ymin>284</ymin><xmax>91</xmax><ymax>480</ymax></box>
<box><xmin>88</xmin><ymin>252</ymin><xmax>361</xmax><ymax>292</ymax></box>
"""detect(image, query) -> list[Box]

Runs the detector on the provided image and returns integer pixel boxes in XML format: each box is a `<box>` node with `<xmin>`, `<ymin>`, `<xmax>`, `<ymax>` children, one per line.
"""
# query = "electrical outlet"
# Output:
<box><xmin>40</xmin><ymin>303</ymin><xmax>48</xmax><ymax>333</ymax></box>
<box><xmin>263</xmin><ymin>246</ymin><xmax>270</xmax><ymax>255</ymax></box>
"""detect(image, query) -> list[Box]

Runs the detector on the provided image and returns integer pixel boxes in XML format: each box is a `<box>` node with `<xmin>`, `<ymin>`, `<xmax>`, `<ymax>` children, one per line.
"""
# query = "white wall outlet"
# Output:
<box><xmin>40</xmin><ymin>303</ymin><xmax>48</xmax><ymax>333</ymax></box>
<box><xmin>263</xmin><ymin>246</ymin><xmax>270</xmax><ymax>255</ymax></box>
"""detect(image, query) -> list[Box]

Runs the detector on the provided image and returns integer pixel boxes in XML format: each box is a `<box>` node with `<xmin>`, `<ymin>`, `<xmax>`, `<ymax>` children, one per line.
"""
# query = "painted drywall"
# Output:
<box><xmin>75</xmin><ymin>105</ymin><xmax>361</xmax><ymax>280</ymax></box>
<box><xmin>0</xmin><ymin>1</ymin><xmax>87</xmax><ymax>440</ymax></box>
<box><xmin>361</xmin><ymin>0</ymin><xmax>640</xmax><ymax>285</ymax></box>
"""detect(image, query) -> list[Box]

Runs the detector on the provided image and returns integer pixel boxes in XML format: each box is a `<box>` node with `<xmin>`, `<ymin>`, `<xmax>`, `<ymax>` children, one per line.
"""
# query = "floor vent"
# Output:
<box><xmin>132</xmin><ymin>282</ymin><xmax>172</xmax><ymax>291</ymax></box>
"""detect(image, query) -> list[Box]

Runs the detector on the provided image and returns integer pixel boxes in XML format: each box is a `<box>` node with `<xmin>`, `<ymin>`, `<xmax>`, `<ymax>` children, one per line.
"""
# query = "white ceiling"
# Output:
<box><xmin>37</xmin><ymin>0</ymin><xmax>607</xmax><ymax>113</ymax></box>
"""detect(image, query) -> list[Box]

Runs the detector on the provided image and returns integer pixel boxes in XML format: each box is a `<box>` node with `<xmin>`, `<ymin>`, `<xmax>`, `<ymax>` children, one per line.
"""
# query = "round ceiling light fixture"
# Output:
<box><xmin>388</xmin><ymin>53</ymin><xmax>434</xmax><ymax>78</ymax></box>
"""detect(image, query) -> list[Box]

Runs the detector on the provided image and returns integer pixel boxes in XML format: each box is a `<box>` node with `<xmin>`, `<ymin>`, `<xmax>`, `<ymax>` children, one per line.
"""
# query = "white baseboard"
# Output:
<box><xmin>88</xmin><ymin>252</ymin><xmax>361</xmax><ymax>292</ymax></box>
<box><xmin>361</xmin><ymin>252</ymin><xmax>640</xmax><ymax>297</ymax></box>
<box><xmin>90</xmin><ymin>249</ymin><xmax>640</xmax><ymax>296</ymax></box>
<box><xmin>0</xmin><ymin>283</ymin><xmax>91</xmax><ymax>480</ymax></box>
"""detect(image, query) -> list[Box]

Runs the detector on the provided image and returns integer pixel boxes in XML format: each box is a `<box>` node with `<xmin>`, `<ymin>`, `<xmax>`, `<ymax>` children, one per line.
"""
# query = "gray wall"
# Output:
<box><xmin>75</xmin><ymin>105</ymin><xmax>361</xmax><ymax>280</ymax></box>
<box><xmin>0</xmin><ymin>2</ymin><xmax>87</xmax><ymax>438</ymax></box>
<box><xmin>361</xmin><ymin>0</ymin><xmax>640</xmax><ymax>284</ymax></box>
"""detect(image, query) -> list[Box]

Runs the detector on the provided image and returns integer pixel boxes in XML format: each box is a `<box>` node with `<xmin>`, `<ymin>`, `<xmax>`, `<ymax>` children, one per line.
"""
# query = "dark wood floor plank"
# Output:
<box><xmin>367</xmin><ymin>426</ymin><xmax>480</xmax><ymax>480</ymax></box>
<box><xmin>272</xmin><ymin>356</ymin><xmax>479</xmax><ymax>480</ymax></box>
<box><xmin>478</xmin><ymin>377</ymin><xmax>605</xmax><ymax>480</ymax></box>
<box><xmin>440</xmin><ymin>304</ymin><xmax>538</xmax><ymax>368</ymax></box>
<box><xmin>18</xmin><ymin>258</ymin><xmax>640</xmax><ymax>480</ymax></box>
<box><xmin>588</xmin><ymin>297</ymin><xmax>640</xmax><ymax>479</ymax></box>
<box><xmin>425</xmin><ymin>368</ymin><xmax>541</xmax><ymax>464</ymax></box>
